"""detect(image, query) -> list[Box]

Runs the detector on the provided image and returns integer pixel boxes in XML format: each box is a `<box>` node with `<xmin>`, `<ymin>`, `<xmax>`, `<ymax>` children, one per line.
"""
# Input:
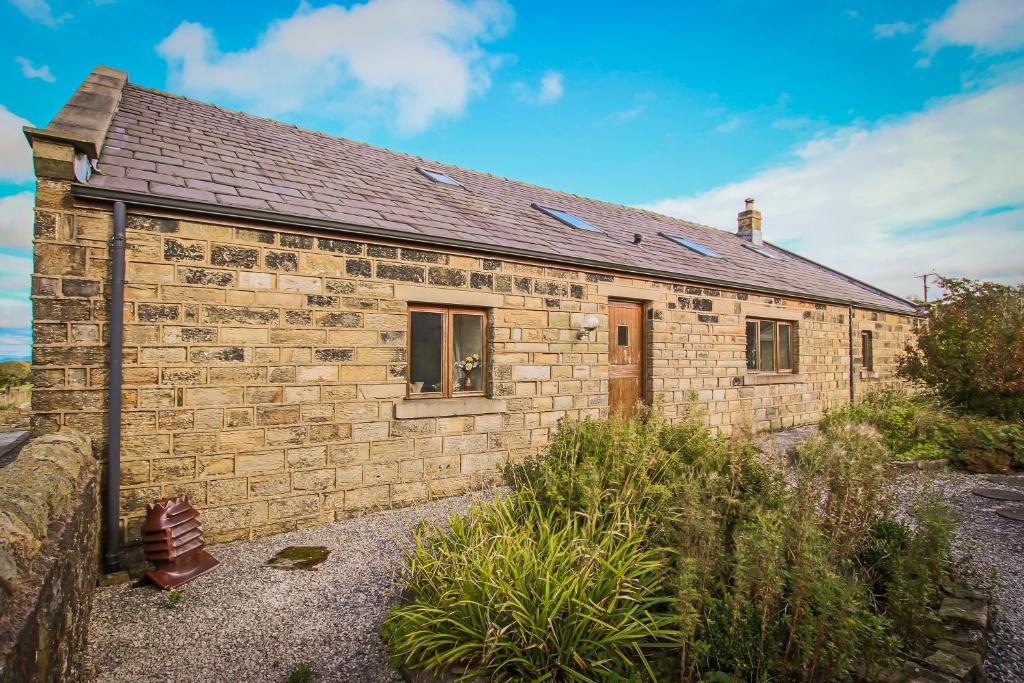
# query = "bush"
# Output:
<box><xmin>825</xmin><ymin>387</ymin><xmax>1024</xmax><ymax>470</ymax></box>
<box><xmin>385</xmin><ymin>408</ymin><xmax>960</xmax><ymax>682</ymax></box>
<box><xmin>819</xmin><ymin>388</ymin><xmax>953</xmax><ymax>458</ymax></box>
<box><xmin>900</xmin><ymin>276</ymin><xmax>1024</xmax><ymax>419</ymax></box>
<box><xmin>383</xmin><ymin>496</ymin><xmax>677</xmax><ymax>681</ymax></box>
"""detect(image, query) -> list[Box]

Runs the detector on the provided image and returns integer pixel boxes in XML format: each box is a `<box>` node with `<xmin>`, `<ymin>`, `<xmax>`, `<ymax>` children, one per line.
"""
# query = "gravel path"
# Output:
<box><xmin>87</xmin><ymin>489</ymin><xmax>497</xmax><ymax>683</ymax></box>
<box><xmin>87</xmin><ymin>448</ymin><xmax>1024</xmax><ymax>682</ymax></box>
<box><xmin>893</xmin><ymin>470</ymin><xmax>1024</xmax><ymax>682</ymax></box>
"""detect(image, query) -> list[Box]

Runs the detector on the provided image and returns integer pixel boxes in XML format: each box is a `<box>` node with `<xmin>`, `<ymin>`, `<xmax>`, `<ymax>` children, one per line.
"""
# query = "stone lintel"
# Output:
<box><xmin>742</xmin><ymin>304</ymin><xmax>803</xmax><ymax>321</ymax></box>
<box><xmin>596</xmin><ymin>283</ymin><xmax>665</xmax><ymax>302</ymax></box>
<box><xmin>393</xmin><ymin>284</ymin><xmax>504</xmax><ymax>308</ymax></box>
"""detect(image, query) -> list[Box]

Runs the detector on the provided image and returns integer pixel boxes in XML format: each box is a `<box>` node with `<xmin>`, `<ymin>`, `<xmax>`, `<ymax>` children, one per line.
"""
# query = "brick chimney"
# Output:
<box><xmin>736</xmin><ymin>198</ymin><xmax>762</xmax><ymax>245</ymax></box>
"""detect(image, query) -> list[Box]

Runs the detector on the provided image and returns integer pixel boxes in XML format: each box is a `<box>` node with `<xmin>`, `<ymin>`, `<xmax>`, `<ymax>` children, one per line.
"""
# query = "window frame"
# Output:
<box><xmin>406</xmin><ymin>305</ymin><xmax>488</xmax><ymax>399</ymax></box>
<box><xmin>745</xmin><ymin>318</ymin><xmax>796</xmax><ymax>374</ymax></box>
<box><xmin>861</xmin><ymin>330</ymin><xmax>874</xmax><ymax>371</ymax></box>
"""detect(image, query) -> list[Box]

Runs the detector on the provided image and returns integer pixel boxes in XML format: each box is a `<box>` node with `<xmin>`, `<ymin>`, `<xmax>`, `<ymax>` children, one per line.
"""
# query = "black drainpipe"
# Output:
<box><xmin>848</xmin><ymin>305</ymin><xmax>856</xmax><ymax>404</ymax></box>
<box><xmin>104</xmin><ymin>200</ymin><xmax>127</xmax><ymax>572</ymax></box>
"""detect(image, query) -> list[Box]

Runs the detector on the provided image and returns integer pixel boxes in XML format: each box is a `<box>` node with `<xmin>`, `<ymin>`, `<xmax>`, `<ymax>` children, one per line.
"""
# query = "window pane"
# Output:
<box><xmin>759</xmin><ymin>320</ymin><xmax>776</xmax><ymax>372</ymax></box>
<box><xmin>410</xmin><ymin>311</ymin><xmax>443</xmax><ymax>394</ymax></box>
<box><xmin>617</xmin><ymin>325</ymin><xmax>629</xmax><ymax>346</ymax></box>
<box><xmin>452</xmin><ymin>314</ymin><xmax>484</xmax><ymax>393</ymax></box>
<box><xmin>862</xmin><ymin>332</ymin><xmax>873</xmax><ymax>370</ymax></box>
<box><xmin>745</xmin><ymin>321</ymin><xmax>758</xmax><ymax>370</ymax></box>
<box><xmin>778</xmin><ymin>324</ymin><xmax>791</xmax><ymax>370</ymax></box>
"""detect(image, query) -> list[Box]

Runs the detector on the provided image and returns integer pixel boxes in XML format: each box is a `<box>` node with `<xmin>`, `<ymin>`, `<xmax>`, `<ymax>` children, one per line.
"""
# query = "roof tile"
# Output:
<box><xmin>88</xmin><ymin>84</ymin><xmax>916</xmax><ymax>313</ymax></box>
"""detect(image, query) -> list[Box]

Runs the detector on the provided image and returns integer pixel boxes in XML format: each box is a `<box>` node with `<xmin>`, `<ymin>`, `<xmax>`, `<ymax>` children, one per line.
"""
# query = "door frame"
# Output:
<box><xmin>607</xmin><ymin>298</ymin><xmax>648</xmax><ymax>415</ymax></box>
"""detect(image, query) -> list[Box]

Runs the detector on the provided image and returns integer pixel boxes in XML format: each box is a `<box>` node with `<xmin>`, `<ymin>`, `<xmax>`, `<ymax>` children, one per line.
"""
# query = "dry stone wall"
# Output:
<box><xmin>31</xmin><ymin>175</ymin><xmax>918</xmax><ymax>542</ymax></box>
<box><xmin>0</xmin><ymin>428</ymin><xmax>98</xmax><ymax>683</ymax></box>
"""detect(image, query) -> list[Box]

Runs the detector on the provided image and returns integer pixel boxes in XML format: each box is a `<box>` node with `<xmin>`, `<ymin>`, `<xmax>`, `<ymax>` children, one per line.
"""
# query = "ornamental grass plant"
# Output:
<box><xmin>384</xmin><ymin>405</ymin><xmax>961</xmax><ymax>682</ymax></box>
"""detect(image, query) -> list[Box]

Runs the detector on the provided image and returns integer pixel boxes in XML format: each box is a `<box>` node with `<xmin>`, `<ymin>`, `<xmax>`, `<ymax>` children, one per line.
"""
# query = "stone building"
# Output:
<box><xmin>26</xmin><ymin>67</ymin><xmax>920</xmax><ymax>547</ymax></box>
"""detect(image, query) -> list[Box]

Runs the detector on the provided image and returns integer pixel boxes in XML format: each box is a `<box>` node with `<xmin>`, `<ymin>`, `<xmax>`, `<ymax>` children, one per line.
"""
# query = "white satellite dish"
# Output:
<box><xmin>73</xmin><ymin>153</ymin><xmax>93</xmax><ymax>183</ymax></box>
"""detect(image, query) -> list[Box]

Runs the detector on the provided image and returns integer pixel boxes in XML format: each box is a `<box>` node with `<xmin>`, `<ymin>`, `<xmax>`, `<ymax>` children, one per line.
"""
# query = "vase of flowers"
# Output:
<box><xmin>454</xmin><ymin>353</ymin><xmax>480</xmax><ymax>391</ymax></box>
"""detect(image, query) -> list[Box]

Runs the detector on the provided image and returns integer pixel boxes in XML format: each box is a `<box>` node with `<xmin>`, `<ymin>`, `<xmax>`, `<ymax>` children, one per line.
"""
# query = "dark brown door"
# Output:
<box><xmin>609</xmin><ymin>300</ymin><xmax>644</xmax><ymax>418</ymax></box>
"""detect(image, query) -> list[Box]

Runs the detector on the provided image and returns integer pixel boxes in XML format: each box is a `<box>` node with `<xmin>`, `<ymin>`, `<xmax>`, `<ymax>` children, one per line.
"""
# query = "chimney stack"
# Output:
<box><xmin>737</xmin><ymin>197</ymin><xmax>762</xmax><ymax>245</ymax></box>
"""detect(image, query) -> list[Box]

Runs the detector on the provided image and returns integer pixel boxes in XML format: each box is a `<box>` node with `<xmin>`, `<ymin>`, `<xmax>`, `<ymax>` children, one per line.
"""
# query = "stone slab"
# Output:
<box><xmin>995</xmin><ymin>505</ymin><xmax>1024</xmax><ymax>522</ymax></box>
<box><xmin>972</xmin><ymin>487</ymin><xmax>1024</xmax><ymax>502</ymax></box>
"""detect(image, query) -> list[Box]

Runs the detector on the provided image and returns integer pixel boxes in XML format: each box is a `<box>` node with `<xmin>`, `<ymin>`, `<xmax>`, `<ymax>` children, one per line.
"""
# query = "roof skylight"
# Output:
<box><xmin>532</xmin><ymin>203</ymin><xmax>602</xmax><ymax>233</ymax></box>
<box><xmin>660</xmin><ymin>232</ymin><xmax>723</xmax><ymax>258</ymax></box>
<box><xmin>417</xmin><ymin>167</ymin><xmax>462</xmax><ymax>186</ymax></box>
<box><xmin>743</xmin><ymin>243</ymin><xmax>781</xmax><ymax>259</ymax></box>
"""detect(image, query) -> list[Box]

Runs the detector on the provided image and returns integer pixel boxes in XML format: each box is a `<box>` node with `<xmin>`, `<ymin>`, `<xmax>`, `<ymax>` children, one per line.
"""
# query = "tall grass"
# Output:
<box><xmin>384</xmin><ymin>406</ymin><xmax>959</xmax><ymax>682</ymax></box>
<box><xmin>384</xmin><ymin>494</ymin><xmax>678</xmax><ymax>681</ymax></box>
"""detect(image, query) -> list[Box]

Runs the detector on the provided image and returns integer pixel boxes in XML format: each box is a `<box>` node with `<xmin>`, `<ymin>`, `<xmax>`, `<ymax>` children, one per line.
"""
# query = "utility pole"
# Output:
<box><xmin>914</xmin><ymin>272</ymin><xmax>938</xmax><ymax>302</ymax></box>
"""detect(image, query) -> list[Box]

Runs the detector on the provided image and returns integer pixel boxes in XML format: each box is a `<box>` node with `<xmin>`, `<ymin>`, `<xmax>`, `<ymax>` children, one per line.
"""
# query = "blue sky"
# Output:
<box><xmin>1</xmin><ymin>0</ymin><xmax>1023</xmax><ymax>359</ymax></box>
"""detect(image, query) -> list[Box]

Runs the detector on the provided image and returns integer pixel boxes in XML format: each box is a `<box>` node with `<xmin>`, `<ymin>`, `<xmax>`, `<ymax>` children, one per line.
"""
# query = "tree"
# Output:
<box><xmin>0</xmin><ymin>360</ymin><xmax>31</xmax><ymax>391</ymax></box>
<box><xmin>899</xmin><ymin>277</ymin><xmax>1024</xmax><ymax>419</ymax></box>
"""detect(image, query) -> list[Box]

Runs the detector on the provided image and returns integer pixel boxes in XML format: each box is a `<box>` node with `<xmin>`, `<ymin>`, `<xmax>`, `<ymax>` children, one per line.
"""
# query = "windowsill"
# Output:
<box><xmin>743</xmin><ymin>373</ymin><xmax>804</xmax><ymax>386</ymax></box>
<box><xmin>860</xmin><ymin>370</ymin><xmax>880</xmax><ymax>380</ymax></box>
<box><xmin>394</xmin><ymin>396</ymin><xmax>508</xmax><ymax>419</ymax></box>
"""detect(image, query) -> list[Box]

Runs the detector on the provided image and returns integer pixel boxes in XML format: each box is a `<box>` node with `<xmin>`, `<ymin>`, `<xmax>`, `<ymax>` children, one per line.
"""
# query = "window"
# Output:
<box><xmin>531</xmin><ymin>203</ymin><xmax>603</xmax><ymax>233</ymax></box>
<box><xmin>617</xmin><ymin>325</ymin><xmax>629</xmax><ymax>346</ymax></box>
<box><xmin>745</xmin><ymin>319</ymin><xmax>795</xmax><ymax>372</ymax></box>
<box><xmin>659</xmin><ymin>232</ymin><xmax>723</xmax><ymax>258</ymax></box>
<box><xmin>408</xmin><ymin>306</ymin><xmax>486</xmax><ymax>397</ymax></box>
<box><xmin>743</xmin><ymin>243</ymin><xmax>781</xmax><ymax>259</ymax></box>
<box><xmin>417</xmin><ymin>167</ymin><xmax>462</xmax><ymax>186</ymax></box>
<box><xmin>861</xmin><ymin>331</ymin><xmax>873</xmax><ymax>371</ymax></box>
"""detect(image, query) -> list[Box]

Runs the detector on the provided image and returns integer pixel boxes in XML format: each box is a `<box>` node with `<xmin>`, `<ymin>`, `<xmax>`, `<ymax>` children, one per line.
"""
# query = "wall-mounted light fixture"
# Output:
<box><xmin>576</xmin><ymin>314</ymin><xmax>600</xmax><ymax>340</ymax></box>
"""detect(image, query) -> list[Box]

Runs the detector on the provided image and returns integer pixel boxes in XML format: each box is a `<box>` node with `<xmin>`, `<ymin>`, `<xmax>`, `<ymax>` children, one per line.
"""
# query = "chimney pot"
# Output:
<box><xmin>737</xmin><ymin>198</ymin><xmax>763</xmax><ymax>245</ymax></box>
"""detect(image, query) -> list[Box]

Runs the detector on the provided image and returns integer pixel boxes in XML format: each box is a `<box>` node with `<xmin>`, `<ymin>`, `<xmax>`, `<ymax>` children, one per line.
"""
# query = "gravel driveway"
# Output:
<box><xmin>892</xmin><ymin>470</ymin><xmax>1024</xmax><ymax>683</ymax></box>
<box><xmin>87</xmin><ymin>489</ymin><xmax>497</xmax><ymax>683</ymax></box>
<box><xmin>88</xmin><ymin>467</ymin><xmax>1023</xmax><ymax>682</ymax></box>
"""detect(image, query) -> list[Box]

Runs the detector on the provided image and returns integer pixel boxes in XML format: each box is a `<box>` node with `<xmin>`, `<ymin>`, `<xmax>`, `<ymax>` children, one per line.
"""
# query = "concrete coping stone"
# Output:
<box><xmin>23</xmin><ymin>65</ymin><xmax>127</xmax><ymax>159</ymax></box>
<box><xmin>395</xmin><ymin>397</ymin><xmax>508</xmax><ymax>420</ymax></box>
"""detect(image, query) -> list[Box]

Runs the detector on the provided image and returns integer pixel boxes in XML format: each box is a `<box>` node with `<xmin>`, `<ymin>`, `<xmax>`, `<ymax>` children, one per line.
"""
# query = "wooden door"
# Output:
<box><xmin>608</xmin><ymin>300</ymin><xmax>645</xmax><ymax>418</ymax></box>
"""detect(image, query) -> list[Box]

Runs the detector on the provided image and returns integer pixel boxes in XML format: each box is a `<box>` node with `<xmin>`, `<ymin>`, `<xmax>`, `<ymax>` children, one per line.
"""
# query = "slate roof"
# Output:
<box><xmin>85</xmin><ymin>83</ymin><xmax>918</xmax><ymax>314</ymax></box>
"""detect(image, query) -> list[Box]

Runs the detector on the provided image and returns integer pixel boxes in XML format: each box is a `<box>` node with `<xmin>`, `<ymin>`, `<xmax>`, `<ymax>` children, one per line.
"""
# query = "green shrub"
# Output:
<box><xmin>939</xmin><ymin>415</ymin><xmax>1024</xmax><ymax>472</ymax></box>
<box><xmin>899</xmin><ymin>276</ymin><xmax>1024</xmax><ymax>419</ymax></box>
<box><xmin>386</xmin><ymin>408</ymin><xmax>960</xmax><ymax>682</ymax></box>
<box><xmin>383</xmin><ymin>496</ymin><xmax>677</xmax><ymax>681</ymax></box>
<box><xmin>820</xmin><ymin>387</ymin><xmax>952</xmax><ymax>458</ymax></box>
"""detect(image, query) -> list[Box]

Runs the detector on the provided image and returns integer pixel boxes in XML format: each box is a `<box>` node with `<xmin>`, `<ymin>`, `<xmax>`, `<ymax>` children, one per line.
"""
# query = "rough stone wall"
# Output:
<box><xmin>0</xmin><ymin>428</ymin><xmax>98</xmax><ymax>683</ymax></box>
<box><xmin>30</xmin><ymin>176</ymin><xmax>918</xmax><ymax>541</ymax></box>
<box><xmin>853</xmin><ymin>308</ymin><xmax>919</xmax><ymax>401</ymax></box>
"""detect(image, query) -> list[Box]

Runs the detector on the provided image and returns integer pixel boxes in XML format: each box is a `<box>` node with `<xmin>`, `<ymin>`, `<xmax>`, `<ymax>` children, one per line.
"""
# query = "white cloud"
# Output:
<box><xmin>7</xmin><ymin>0</ymin><xmax>69</xmax><ymax>27</ymax></box>
<box><xmin>640</xmin><ymin>83</ymin><xmax>1024</xmax><ymax>297</ymax></box>
<box><xmin>713</xmin><ymin>115</ymin><xmax>744</xmax><ymax>134</ymax></box>
<box><xmin>0</xmin><ymin>105</ymin><xmax>34</xmax><ymax>183</ymax></box>
<box><xmin>873</xmin><ymin>21</ymin><xmax>917</xmax><ymax>39</ymax></box>
<box><xmin>15</xmin><ymin>56</ymin><xmax>55</xmax><ymax>82</ymax></box>
<box><xmin>920</xmin><ymin>0</ymin><xmax>1024</xmax><ymax>55</ymax></box>
<box><xmin>0</xmin><ymin>192</ymin><xmax>34</xmax><ymax>247</ymax></box>
<box><xmin>515</xmin><ymin>70</ymin><xmax>564</xmax><ymax>105</ymax></box>
<box><xmin>0</xmin><ymin>253</ymin><xmax>31</xmax><ymax>295</ymax></box>
<box><xmin>156</xmin><ymin>0</ymin><xmax>514</xmax><ymax>134</ymax></box>
<box><xmin>536</xmin><ymin>71</ymin><xmax>564</xmax><ymax>104</ymax></box>
<box><xmin>0</xmin><ymin>300</ymin><xmax>31</xmax><ymax>329</ymax></box>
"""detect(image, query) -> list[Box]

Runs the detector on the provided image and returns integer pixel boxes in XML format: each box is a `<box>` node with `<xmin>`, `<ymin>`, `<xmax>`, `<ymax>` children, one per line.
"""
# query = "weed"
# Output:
<box><xmin>166</xmin><ymin>590</ymin><xmax>183</xmax><ymax>608</ymax></box>
<box><xmin>285</xmin><ymin>663</ymin><xmax>314</xmax><ymax>683</ymax></box>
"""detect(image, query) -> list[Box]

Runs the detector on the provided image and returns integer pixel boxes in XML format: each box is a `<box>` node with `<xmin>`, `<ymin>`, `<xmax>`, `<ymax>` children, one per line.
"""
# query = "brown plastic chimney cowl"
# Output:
<box><xmin>142</xmin><ymin>494</ymin><xmax>219</xmax><ymax>589</ymax></box>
